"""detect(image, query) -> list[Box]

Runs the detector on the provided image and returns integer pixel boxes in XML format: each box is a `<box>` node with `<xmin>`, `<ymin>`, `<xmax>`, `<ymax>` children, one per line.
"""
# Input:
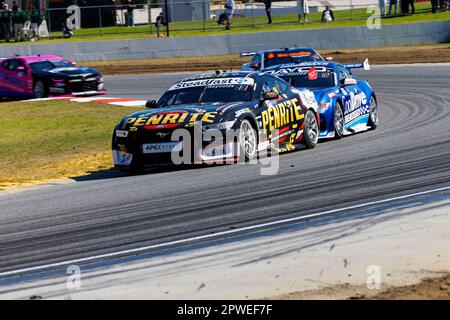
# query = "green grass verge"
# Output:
<box><xmin>2</xmin><ymin>3</ymin><xmax>449</xmax><ymax>45</ymax></box>
<box><xmin>0</xmin><ymin>100</ymin><xmax>140</xmax><ymax>187</ymax></box>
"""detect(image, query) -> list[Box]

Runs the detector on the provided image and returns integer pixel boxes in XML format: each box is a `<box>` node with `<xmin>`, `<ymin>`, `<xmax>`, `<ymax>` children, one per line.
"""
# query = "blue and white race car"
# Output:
<box><xmin>265</xmin><ymin>59</ymin><xmax>378</xmax><ymax>139</ymax></box>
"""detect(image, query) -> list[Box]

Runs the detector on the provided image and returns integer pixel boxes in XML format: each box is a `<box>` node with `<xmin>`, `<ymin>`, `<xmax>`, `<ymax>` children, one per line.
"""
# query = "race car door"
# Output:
<box><xmin>1</xmin><ymin>59</ymin><xmax>30</xmax><ymax>97</ymax></box>
<box><xmin>259</xmin><ymin>75</ymin><xmax>303</xmax><ymax>145</ymax></box>
<box><xmin>0</xmin><ymin>62</ymin><xmax>7</xmax><ymax>97</ymax></box>
<box><xmin>273</xmin><ymin>76</ymin><xmax>306</xmax><ymax>145</ymax></box>
<box><xmin>0</xmin><ymin>60</ymin><xmax>15</xmax><ymax>97</ymax></box>
<box><xmin>336</xmin><ymin>65</ymin><xmax>363</xmax><ymax>129</ymax></box>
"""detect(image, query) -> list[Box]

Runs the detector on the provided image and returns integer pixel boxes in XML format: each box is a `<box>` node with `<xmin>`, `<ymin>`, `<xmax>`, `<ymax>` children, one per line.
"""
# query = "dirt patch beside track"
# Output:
<box><xmin>84</xmin><ymin>44</ymin><xmax>450</xmax><ymax>75</ymax></box>
<box><xmin>371</xmin><ymin>274</ymin><xmax>450</xmax><ymax>299</ymax></box>
<box><xmin>269</xmin><ymin>273</ymin><xmax>450</xmax><ymax>300</ymax></box>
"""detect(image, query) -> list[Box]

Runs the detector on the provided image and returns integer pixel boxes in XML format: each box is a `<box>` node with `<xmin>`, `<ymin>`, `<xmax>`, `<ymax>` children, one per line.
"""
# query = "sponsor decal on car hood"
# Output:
<box><xmin>120</xmin><ymin>102</ymin><xmax>247</xmax><ymax>131</ymax></box>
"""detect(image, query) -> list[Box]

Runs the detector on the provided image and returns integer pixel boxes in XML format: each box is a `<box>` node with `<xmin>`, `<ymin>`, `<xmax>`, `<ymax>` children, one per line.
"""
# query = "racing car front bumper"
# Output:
<box><xmin>112</xmin><ymin>128</ymin><xmax>242</xmax><ymax>169</ymax></box>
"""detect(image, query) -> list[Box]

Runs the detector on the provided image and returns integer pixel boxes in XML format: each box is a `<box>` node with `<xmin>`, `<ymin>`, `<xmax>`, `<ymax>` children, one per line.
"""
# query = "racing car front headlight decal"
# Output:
<box><xmin>116</xmin><ymin>130</ymin><xmax>129</xmax><ymax>138</ymax></box>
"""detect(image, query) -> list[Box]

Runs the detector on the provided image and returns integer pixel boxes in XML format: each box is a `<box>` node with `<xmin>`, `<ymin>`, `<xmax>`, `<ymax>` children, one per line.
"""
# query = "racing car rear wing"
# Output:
<box><xmin>344</xmin><ymin>58</ymin><xmax>371</xmax><ymax>71</ymax></box>
<box><xmin>240</xmin><ymin>51</ymin><xmax>257</xmax><ymax>58</ymax></box>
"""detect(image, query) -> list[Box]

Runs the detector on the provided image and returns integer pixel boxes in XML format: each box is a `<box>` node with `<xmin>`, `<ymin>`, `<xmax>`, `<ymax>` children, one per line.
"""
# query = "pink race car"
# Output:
<box><xmin>0</xmin><ymin>54</ymin><xmax>106</xmax><ymax>99</ymax></box>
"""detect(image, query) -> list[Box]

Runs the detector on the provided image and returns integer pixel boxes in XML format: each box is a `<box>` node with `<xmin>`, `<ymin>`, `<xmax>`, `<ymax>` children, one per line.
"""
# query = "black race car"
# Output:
<box><xmin>112</xmin><ymin>71</ymin><xmax>320</xmax><ymax>170</ymax></box>
<box><xmin>0</xmin><ymin>54</ymin><xmax>106</xmax><ymax>99</ymax></box>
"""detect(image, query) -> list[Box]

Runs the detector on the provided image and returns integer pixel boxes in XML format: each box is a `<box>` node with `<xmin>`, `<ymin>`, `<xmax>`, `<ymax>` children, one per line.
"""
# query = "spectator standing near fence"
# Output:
<box><xmin>125</xmin><ymin>0</ymin><xmax>135</xmax><ymax>27</ymax></box>
<box><xmin>321</xmin><ymin>6</ymin><xmax>334</xmax><ymax>22</ymax></box>
<box><xmin>407</xmin><ymin>0</ymin><xmax>415</xmax><ymax>14</ymax></box>
<box><xmin>297</xmin><ymin>0</ymin><xmax>309</xmax><ymax>23</ymax></box>
<box><xmin>378</xmin><ymin>0</ymin><xmax>386</xmax><ymax>15</ymax></box>
<box><xmin>430</xmin><ymin>0</ymin><xmax>439</xmax><ymax>12</ymax></box>
<box><xmin>12</xmin><ymin>5</ymin><xmax>25</xmax><ymax>42</ymax></box>
<box><xmin>224</xmin><ymin>0</ymin><xmax>234</xmax><ymax>30</ymax></box>
<box><xmin>29</xmin><ymin>6</ymin><xmax>41</xmax><ymax>41</ymax></box>
<box><xmin>388</xmin><ymin>0</ymin><xmax>398</xmax><ymax>15</ymax></box>
<box><xmin>155</xmin><ymin>11</ymin><xmax>166</xmax><ymax>37</ymax></box>
<box><xmin>263</xmin><ymin>0</ymin><xmax>272</xmax><ymax>24</ymax></box>
<box><xmin>0</xmin><ymin>3</ymin><xmax>11</xmax><ymax>42</ymax></box>
<box><xmin>62</xmin><ymin>12</ymin><xmax>73</xmax><ymax>38</ymax></box>
<box><xmin>400</xmin><ymin>0</ymin><xmax>412</xmax><ymax>14</ymax></box>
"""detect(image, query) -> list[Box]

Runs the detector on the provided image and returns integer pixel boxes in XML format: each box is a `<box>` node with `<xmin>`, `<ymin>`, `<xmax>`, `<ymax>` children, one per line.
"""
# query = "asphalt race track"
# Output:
<box><xmin>0</xmin><ymin>64</ymin><xmax>449</xmax><ymax>277</ymax></box>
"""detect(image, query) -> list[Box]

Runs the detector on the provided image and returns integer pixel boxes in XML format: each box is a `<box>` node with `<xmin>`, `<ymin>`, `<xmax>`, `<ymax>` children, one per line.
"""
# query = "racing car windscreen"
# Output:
<box><xmin>281</xmin><ymin>71</ymin><xmax>335</xmax><ymax>89</ymax></box>
<box><xmin>157</xmin><ymin>79</ymin><xmax>254</xmax><ymax>107</ymax></box>
<box><xmin>29</xmin><ymin>60</ymin><xmax>74</xmax><ymax>73</ymax></box>
<box><xmin>264</xmin><ymin>50</ymin><xmax>322</xmax><ymax>68</ymax></box>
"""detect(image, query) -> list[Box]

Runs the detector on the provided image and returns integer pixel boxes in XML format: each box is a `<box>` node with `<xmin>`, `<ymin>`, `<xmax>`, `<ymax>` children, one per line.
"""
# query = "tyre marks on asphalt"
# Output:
<box><xmin>1</xmin><ymin>65</ymin><xmax>450</xmax><ymax>275</ymax></box>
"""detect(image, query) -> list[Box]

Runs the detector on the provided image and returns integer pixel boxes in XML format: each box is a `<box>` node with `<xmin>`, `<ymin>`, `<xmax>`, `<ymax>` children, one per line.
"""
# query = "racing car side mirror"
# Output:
<box><xmin>146</xmin><ymin>100</ymin><xmax>157</xmax><ymax>109</ymax></box>
<box><xmin>342</xmin><ymin>78</ymin><xmax>357</xmax><ymax>86</ymax></box>
<box><xmin>250</xmin><ymin>62</ymin><xmax>261</xmax><ymax>70</ymax></box>
<box><xmin>325</xmin><ymin>56</ymin><xmax>334</xmax><ymax>61</ymax></box>
<box><xmin>262</xmin><ymin>91</ymin><xmax>278</xmax><ymax>101</ymax></box>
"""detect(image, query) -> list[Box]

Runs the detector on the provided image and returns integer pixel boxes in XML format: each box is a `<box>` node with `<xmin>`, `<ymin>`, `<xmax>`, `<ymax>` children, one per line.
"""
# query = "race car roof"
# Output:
<box><xmin>240</xmin><ymin>47</ymin><xmax>317</xmax><ymax>58</ymax></box>
<box><xmin>3</xmin><ymin>54</ymin><xmax>65</xmax><ymax>63</ymax></box>
<box><xmin>262</xmin><ymin>62</ymin><xmax>338</xmax><ymax>77</ymax></box>
<box><xmin>263</xmin><ymin>47</ymin><xmax>316</xmax><ymax>54</ymax></box>
<box><xmin>263</xmin><ymin>61</ymin><xmax>338</xmax><ymax>73</ymax></box>
<box><xmin>180</xmin><ymin>71</ymin><xmax>254</xmax><ymax>82</ymax></box>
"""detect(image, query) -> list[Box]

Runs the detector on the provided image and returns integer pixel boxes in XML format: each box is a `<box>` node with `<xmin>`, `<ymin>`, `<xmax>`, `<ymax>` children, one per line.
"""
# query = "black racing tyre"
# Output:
<box><xmin>238</xmin><ymin>119</ymin><xmax>258</xmax><ymax>162</ymax></box>
<box><xmin>368</xmin><ymin>96</ymin><xmax>379</xmax><ymax>130</ymax></box>
<box><xmin>302</xmin><ymin>110</ymin><xmax>319</xmax><ymax>149</ymax></box>
<box><xmin>33</xmin><ymin>80</ymin><xmax>47</xmax><ymax>98</ymax></box>
<box><xmin>334</xmin><ymin>103</ymin><xmax>345</xmax><ymax>139</ymax></box>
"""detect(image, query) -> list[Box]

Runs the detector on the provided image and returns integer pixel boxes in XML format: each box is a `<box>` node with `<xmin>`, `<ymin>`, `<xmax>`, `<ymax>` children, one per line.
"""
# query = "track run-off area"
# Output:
<box><xmin>0</xmin><ymin>63</ymin><xmax>449</xmax><ymax>285</ymax></box>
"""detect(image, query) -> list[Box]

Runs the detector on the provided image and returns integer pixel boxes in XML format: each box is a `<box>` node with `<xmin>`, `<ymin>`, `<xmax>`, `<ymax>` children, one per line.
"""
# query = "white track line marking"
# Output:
<box><xmin>26</xmin><ymin>96</ymin><xmax>144</xmax><ymax>107</ymax></box>
<box><xmin>1</xmin><ymin>185</ymin><xmax>450</xmax><ymax>278</ymax></box>
<box><xmin>109</xmin><ymin>100</ymin><xmax>147</xmax><ymax>107</ymax></box>
<box><xmin>70</xmin><ymin>97</ymin><xmax>115</xmax><ymax>103</ymax></box>
<box><xmin>26</xmin><ymin>98</ymin><xmax>53</xmax><ymax>102</ymax></box>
